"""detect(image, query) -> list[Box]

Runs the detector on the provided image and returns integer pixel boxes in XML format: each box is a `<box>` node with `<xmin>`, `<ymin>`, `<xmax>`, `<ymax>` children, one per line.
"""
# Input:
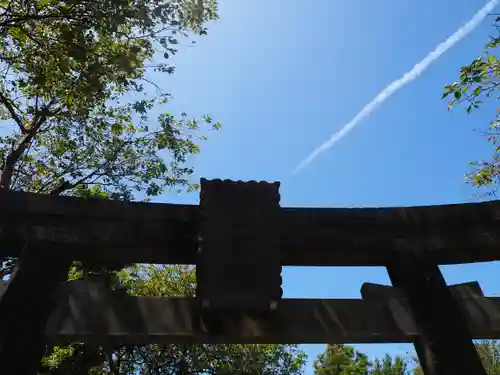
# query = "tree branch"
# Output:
<box><xmin>0</xmin><ymin>98</ymin><xmax>58</xmax><ymax>190</ymax></box>
<box><xmin>48</xmin><ymin>133</ymin><xmax>132</xmax><ymax>195</ymax></box>
<box><xmin>48</xmin><ymin>158</ymin><xmax>114</xmax><ymax>195</ymax></box>
<box><xmin>0</xmin><ymin>90</ymin><xmax>27</xmax><ymax>133</ymax></box>
<box><xmin>0</xmin><ymin>122</ymin><xmax>42</xmax><ymax>190</ymax></box>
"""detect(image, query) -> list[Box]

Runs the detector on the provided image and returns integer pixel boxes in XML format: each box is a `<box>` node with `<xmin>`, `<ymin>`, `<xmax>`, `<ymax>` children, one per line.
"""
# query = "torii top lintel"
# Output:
<box><xmin>0</xmin><ymin>178</ymin><xmax>498</xmax><ymax>266</ymax></box>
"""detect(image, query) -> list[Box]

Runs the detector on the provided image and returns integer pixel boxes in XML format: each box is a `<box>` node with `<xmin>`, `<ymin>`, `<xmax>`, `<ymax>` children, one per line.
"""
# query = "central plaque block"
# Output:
<box><xmin>196</xmin><ymin>179</ymin><xmax>282</xmax><ymax>313</ymax></box>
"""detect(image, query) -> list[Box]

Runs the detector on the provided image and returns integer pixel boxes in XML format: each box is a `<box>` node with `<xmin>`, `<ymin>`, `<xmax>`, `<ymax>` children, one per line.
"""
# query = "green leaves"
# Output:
<box><xmin>442</xmin><ymin>16</ymin><xmax>500</xmax><ymax>192</ymax></box>
<box><xmin>0</xmin><ymin>0</ymin><xmax>221</xmax><ymax>198</ymax></box>
<box><xmin>313</xmin><ymin>344</ymin><xmax>372</xmax><ymax>375</ymax></box>
<box><xmin>370</xmin><ymin>355</ymin><xmax>408</xmax><ymax>375</ymax></box>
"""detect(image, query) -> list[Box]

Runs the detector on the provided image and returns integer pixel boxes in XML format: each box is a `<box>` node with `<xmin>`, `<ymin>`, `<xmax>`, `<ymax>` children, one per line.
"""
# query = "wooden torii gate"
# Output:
<box><xmin>1</xmin><ymin>178</ymin><xmax>500</xmax><ymax>374</ymax></box>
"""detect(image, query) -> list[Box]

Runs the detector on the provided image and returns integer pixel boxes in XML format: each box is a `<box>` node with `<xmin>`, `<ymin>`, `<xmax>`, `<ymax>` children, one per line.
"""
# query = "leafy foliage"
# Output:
<box><xmin>442</xmin><ymin>17</ymin><xmax>500</xmax><ymax>192</ymax></box>
<box><xmin>41</xmin><ymin>265</ymin><xmax>308</xmax><ymax>375</ymax></box>
<box><xmin>369</xmin><ymin>355</ymin><xmax>408</xmax><ymax>375</ymax></box>
<box><xmin>313</xmin><ymin>344</ymin><xmax>371</xmax><ymax>375</ymax></box>
<box><xmin>0</xmin><ymin>0</ymin><xmax>220</xmax><ymax>199</ymax></box>
<box><xmin>0</xmin><ymin>0</ymin><xmax>221</xmax><ymax>276</ymax></box>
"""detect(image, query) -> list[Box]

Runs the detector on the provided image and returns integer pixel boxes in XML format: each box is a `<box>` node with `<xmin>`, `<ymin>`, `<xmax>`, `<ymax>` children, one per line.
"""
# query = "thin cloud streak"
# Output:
<box><xmin>292</xmin><ymin>0</ymin><xmax>499</xmax><ymax>175</ymax></box>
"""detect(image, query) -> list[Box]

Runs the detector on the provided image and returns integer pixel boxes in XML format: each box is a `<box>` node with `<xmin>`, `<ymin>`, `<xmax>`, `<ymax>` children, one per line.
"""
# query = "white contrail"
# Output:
<box><xmin>292</xmin><ymin>0</ymin><xmax>499</xmax><ymax>175</ymax></box>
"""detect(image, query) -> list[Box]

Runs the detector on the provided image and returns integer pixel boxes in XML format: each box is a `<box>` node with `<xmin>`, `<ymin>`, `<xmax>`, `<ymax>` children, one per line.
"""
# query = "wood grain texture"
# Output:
<box><xmin>1</xmin><ymin>188</ymin><xmax>500</xmax><ymax>266</ymax></box>
<box><xmin>1</xmin><ymin>280</ymin><xmax>500</xmax><ymax>345</ymax></box>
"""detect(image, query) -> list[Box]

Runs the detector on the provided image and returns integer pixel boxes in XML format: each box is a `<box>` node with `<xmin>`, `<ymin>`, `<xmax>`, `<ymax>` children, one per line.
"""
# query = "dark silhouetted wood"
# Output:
<box><xmin>1</xmin><ymin>280</ymin><xmax>500</xmax><ymax>345</ymax></box>
<box><xmin>0</xmin><ymin>245</ymin><xmax>71</xmax><ymax>375</ymax></box>
<box><xmin>0</xmin><ymin>190</ymin><xmax>199</xmax><ymax>266</ymax></box>
<box><xmin>1</xmin><ymin>190</ymin><xmax>500</xmax><ymax>266</ymax></box>
<box><xmin>197</xmin><ymin>179</ymin><xmax>282</xmax><ymax>313</ymax></box>
<box><xmin>386</xmin><ymin>253</ymin><xmax>487</xmax><ymax>375</ymax></box>
<box><xmin>361</xmin><ymin>281</ymin><xmax>484</xmax><ymax>300</ymax></box>
<box><xmin>361</xmin><ymin>281</ymin><xmax>485</xmax><ymax>375</ymax></box>
<box><xmin>280</xmin><ymin>203</ymin><xmax>500</xmax><ymax>266</ymax></box>
<box><xmin>21</xmin><ymin>279</ymin><xmax>421</xmax><ymax>345</ymax></box>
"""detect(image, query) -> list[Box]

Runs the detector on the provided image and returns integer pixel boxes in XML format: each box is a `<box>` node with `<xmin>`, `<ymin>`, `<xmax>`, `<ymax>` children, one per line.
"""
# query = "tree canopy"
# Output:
<box><xmin>0</xmin><ymin>0</ymin><xmax>220</xmax><ymax>200</ymax></box>
<box><xmin>313</xmin><ymin>344</ymin><xmax>407</xmax><ymax>375</ymax></box>
<box><xmin>313</xmin><ymin>344</ymin><xmax>372</xmax><ymax>375</ymax></box>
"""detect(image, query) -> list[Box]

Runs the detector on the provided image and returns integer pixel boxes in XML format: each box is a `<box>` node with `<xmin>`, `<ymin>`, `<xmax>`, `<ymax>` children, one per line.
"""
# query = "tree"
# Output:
<box><xmin>370</xmin><ymin>355</ymin><xmax>407</xmax><ymax>375</ymax></box>
<box><xmin>313</xmin><ymin>344</ymin><xmax>371</xmax><ymax>375</ymax></box>
<box><xmin>442</xmin><ymin>17</ymin><xmax>500</xmax><ymax>193</ymax></box>
<box><xmin>314</xmin><ymin>345</ymin><xmax>411</xmax><ymax>375</ymax></box>
<box><xmin>40</xmin><ymin>265</ymin><xmax>308</xmax><ymax>374</ymax></box>
<box><xmin>0</xmin><ymin>0</ymin><xmax>220</xmax><ymax>276</ymax></box>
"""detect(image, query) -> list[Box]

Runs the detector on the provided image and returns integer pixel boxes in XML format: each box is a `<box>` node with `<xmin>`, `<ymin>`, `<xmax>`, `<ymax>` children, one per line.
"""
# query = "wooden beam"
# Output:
<box><xmin>38</xmin><ymin>280</ymin><xmax>420</xmax><ymax>345</ymax></box>
<box><xmin>362</xmin><ymin>281</ymin><xmax>486</xmax><ymax>374</ymax></box>
<box><xmin>0</xmin><ymin>191</ymin><xmax>199</xmax><ymax>265</ymax></box>
<box><xmin>360</xmin><ymin>281</ymin><xmax>484</xmax><ymax>300</ymax></box>
<box><xmin>1</xmin><ymin>189</ymin><xmax>500</xmax><ymax>266</ymax></box>
<box><xmin>0</xmin><ymin>189</ymin><xmax>198</xmax><ymax>220</ymax></box>
<box><xmin>1</xmin><ymin>280</ymin><xmax>500</xmax><ymax>345</ymax></box>
<box><xmin>280</xmin><ymin>204</ymin><xmax>500</xmax><ymax>266</ymax></box>
<box><xmin>385</xmin><ymin>253</ymin><xmax>487</xmax><ymax>375</ymax></box>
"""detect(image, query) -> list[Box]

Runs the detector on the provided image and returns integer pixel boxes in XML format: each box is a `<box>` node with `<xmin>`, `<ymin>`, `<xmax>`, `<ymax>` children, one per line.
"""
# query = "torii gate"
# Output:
<box><xmin>1</xmin><ymin>178</ymin><xmax>499</xmax><ymax>374</ymax></box>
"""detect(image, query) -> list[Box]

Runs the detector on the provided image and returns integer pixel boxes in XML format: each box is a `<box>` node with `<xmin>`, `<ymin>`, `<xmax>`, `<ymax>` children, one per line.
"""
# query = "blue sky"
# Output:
<box><xmin>158</xmin><ymin>0</ymin><xmax>500</xmax><ymax>373</ymax></box>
